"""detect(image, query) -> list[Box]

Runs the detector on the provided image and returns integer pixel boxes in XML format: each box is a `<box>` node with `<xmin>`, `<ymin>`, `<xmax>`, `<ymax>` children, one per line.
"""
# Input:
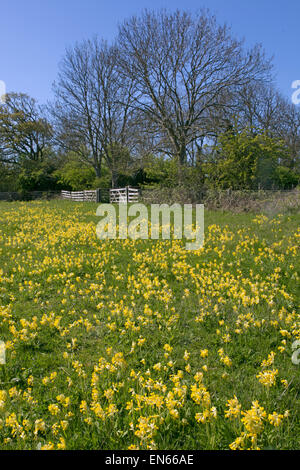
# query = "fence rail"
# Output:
<box><xmin>61</xmin><ymin>190</ymin><xmax>98</xmax><ymax>202</ymax></box>
<box><xmin>60</xmin><ymin>189</ymin><xmax>110</xmax><ymax>203</ymax></box>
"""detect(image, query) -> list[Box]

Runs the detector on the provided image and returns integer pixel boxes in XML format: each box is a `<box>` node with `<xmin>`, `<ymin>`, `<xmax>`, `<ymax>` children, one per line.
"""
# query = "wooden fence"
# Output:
<box><xmin>61</xmin><ymin>190</ymin><xmax>99</xmax><ymax>202</ymax></box>
<box><xmin>61</xmin><ymin>187</ymin><xmax>139</xmax><ymax>203</ymax></box>
<box><xmin>60</xmin><ymin>189</ymin><xmax>110</xmax><ymax>203</ymax></box>
<box><xmin>109</xmin><ymin>186</ymin><xmax>140</xmax><ymax>203</ymax></box>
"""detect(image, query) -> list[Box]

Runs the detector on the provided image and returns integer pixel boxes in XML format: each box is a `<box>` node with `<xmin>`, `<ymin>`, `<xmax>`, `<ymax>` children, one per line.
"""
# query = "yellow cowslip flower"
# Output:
<box><xmin>52</xmin><ymin>423</ymin><xmax>60</xmax><ymax>436</ymax></box>
<box><xmin>195</xmin><ymin>407</ymin><xmax>217</xmax><ymax>424</ymax></box>
<box><xmin>260</xmin><ymin>351</ymin><xmax>276</xmax><ymax>368</ymax></box>
<box><xmin>241</xmin><ymin>401</ymin><xmax>266</xmax><ymax>435</ymax></box>
<box><xmin>50</xmin><ymin>372</ymin><xmax>57</xmax><ymax>381</ymax></box>
<box><xmin>106</xmin><ymin>403</ymin><xmax>118</xmax><ymax>416</ymax></box>
<box><xmin>27</xmin><ymin>375</ymin><xmax>34</xmax><ymax>386</ymax></box>
<box><xmin>48</xmin><ymin>404</ymin><xmax>60</xmax><ymax>416</ymax></box>
<box><xmin>126</xmin><ymin>400</ymin><xmax>134</xmax><ymax>412</ymax></box>
<box><xmin>222</xmin><ymin>334</ymin><xmax>231</xmax><ymax>343</ymax></box>
<box><xmin>80</xmin><ymin>400</ymin><xmax>88</xmax><ymax>414</ymax></box>
<box><xmin>134</xmin><ymin>416</ymin><xmax>158</xmax><ymax>441</ymax></box>
<box><xmin>57</xmin><ymin>394</ymin><xmax>70</xmax><ymax>408</ymax></box>
<box><xmin>183</xmin><ymin>350</ymin><xmax>190</xmax><ymax>361</ymax></box>
<box><xmin>169</xmin><ymin>408</ymin><xmax>179</xmax><ymax>419</ymax></box>
<box><xmin>225</xmin><ymin>396</ymin><xmax>241</xmax><ymax>419</ymax></box>
<box><xmin>111</xmin><ymin>352</ymin><xmax>126</xmax><ymax>368</ymax></box>
<box><xmin>137</xmin><ymin>337</ymin><xmax>146</xmax><ymax>347</ymax></box>
<box><xmin>222</xmin><ymin>356</ymin><xmax>232</xmax><ymax>367</ymax></box>
<box><xmin>218</xmin><ymin>348</ymin><xmax>232</xmax><ymax>367</ymax></box>
<box><xmin>280</xmin><ymin>329</ymin><xmax>290</xmax><ymax>338</ymax></box>
<box><xmin>60</xmin><ymin>420</ymin><xmax>68</xmax><ymax>431</ymax></box>
<box><xmin>8</xmin><ymin>387</ymin><xmax>19</xmax><ymax>398</ymax></box>
<box><xmin>191</xmin><ymin>384</ymin><xmax>211</xmax><ymax>407</ymax></box>
<box><xmin>200</xmin><ymin>349</ymin><xmax>208</xmax><ymax>358</ymax></box>
<box><xmin>72</xmin><ymin>361</ymin><xmax>87</xmax><ymax>377</ymax></box>
<box><xmin>22</xmin><ymin>419</ymin><xmax>31</xmax><ymax>431</ymax></box>
<box><xmin>163</xmin><ymin>344</ymin><xmax>173</xmax><ymax>353</ymax></box>
<box><xmin>256</xmin><ymin>369</ymin><xmax>278</xmax><ymax>387</ymax></box>
<box><xmin>0</xmin><ymin>390</ymin><xmax>7</xmax><ymax>409</ymax></box>
<box><xmin>268</xmin><ymin>412</ymin><xmax>284</xmax><ymax>427</ymax></box>
<box><xmin>281</xmin><ymin>379</ymin><xmax>288</xmax><ymax>389</ymax></box>
<box><xmin>104</xmin><ymin>388</ymin><xmax>115</xmax><ymax>401</ymax></box>
<box><xmin>41</xmin><ymin>442</ymin><xmax>55</xmax><ymax>450</ymax></box>
<box><xmin>194</xmin><ymin>372</ymin><xmax>203</xmax><ymax>383</ymax></box>
<box><xmin>34</xmin><ymin>419</ymin><xmax>46</xmax><ymax>435</ymax></box>
<box><xmin>57</xmin><ymin>437</ymin><xmax>66</xmax><ymax>450</ymax></box>
<box><xmin>91</xmin><ymin>403</ymin><xmax>105</xmax><ymax>420</ymax></box>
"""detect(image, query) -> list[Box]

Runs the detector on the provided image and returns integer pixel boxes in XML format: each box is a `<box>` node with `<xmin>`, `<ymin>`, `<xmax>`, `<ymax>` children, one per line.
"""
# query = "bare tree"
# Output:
<box><xmin>51</xmin><ymin>40</ymin><xmax>103</xmax><ymax>177</ymax></box>
<box><xmin>236</xmin><ymin>82</ymin><xmax>285</xmax><ymax>136</ymax></box>
<box><xmin>51</xmin><ymin>37</ymin><xmax>136</xmax><ymax>186</ymax></box>
<box><xmin>117</xmin><ymin>9</ymin><xmax>272</xmax><ymax>178</ymax></box>
<box><xmin>235</xmin><ymin>82</ymin><xmax>300</xmax><ymax>169</ymax></box>
<box><xmin>278</xmin><ymin>101</ymin><xmax>300</xmax><ymax>169</ymax></box>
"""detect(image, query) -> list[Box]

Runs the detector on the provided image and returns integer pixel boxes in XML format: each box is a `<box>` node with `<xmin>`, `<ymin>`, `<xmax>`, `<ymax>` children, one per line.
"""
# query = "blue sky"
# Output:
<box><xmin>1</xmin><ymin>0</ymin><xmax>299</xmax><ymax>104</ymax></box>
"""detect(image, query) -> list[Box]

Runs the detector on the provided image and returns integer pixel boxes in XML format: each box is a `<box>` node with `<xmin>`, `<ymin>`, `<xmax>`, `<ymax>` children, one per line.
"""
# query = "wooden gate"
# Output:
<box><xmin>109</xmin><ymin>186</ymin><xmax>139</xmax><ymax>203</ymax></box>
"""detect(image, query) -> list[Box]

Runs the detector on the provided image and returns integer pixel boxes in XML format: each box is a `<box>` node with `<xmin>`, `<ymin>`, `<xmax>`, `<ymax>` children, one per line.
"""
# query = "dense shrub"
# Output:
<box><xmin>204</xmin><ymin>128</ymin><xmax>294</xmax><ymax>190</ymax></box>
<box><xmin>17</xmin><ymin>160</ymin><xmax>60</xmax><ymax>191</ymax></box>
<box><xmin>54</xmin><ymin>160</ymin><xmax>97</xmax><ymax>190</ymax></box>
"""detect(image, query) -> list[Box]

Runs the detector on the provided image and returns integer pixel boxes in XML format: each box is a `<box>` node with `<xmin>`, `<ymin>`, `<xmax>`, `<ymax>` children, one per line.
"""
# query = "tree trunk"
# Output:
<box><xmin>111</xmin><ymin>169</ymin><xmax>118</xmax><ymax>189</ymax></box>
<box><xmin>94</xmin><ymin>163</ymin><xmax>102</xmax><ymax>178</ymax></box>
<box><xmin>179</xmin><ymin>145</ymin><xmax>187</xmax><ymax>166</ymax></box>
<box><xmin>176</xmin><ymin>145</ymin><xmax>187</xmax><ymax>184</ymax></box>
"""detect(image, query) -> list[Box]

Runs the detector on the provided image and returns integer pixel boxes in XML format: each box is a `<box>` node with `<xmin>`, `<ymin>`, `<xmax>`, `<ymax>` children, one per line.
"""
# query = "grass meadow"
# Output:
<box><xmin>0</xmin><ymin>199</ymin><xmax>299</xmax><ymax>450</ymax></box>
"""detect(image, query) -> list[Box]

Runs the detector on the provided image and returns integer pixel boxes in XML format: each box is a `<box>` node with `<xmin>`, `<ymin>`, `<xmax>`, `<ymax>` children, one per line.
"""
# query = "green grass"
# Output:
<box><xmin>0</xmin><ymin>200</ymin><xmax>299</xmax><ymax>450</ymax></box>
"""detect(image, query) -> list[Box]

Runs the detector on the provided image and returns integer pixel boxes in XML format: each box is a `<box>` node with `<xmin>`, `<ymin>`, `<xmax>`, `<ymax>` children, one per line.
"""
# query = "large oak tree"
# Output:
<box><xmin>117</xmin><ymin>9</ymin><xmax>272</xmax><ymax>177</ymax></box>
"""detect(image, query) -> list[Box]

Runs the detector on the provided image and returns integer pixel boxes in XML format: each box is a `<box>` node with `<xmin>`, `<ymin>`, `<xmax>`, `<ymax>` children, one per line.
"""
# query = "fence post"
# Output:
<box><xmin>96</xmin><ymin>189</ymin><xmax>100</xmax><ymax>203</ymax></box>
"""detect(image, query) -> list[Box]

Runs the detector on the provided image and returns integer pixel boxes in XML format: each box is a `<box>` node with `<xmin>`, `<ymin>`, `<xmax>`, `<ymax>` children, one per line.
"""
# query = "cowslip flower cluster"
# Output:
<box><xmin>0</xmin><ymin>202</ymin><xmax>298</xmax><ymax>450</ymax></box>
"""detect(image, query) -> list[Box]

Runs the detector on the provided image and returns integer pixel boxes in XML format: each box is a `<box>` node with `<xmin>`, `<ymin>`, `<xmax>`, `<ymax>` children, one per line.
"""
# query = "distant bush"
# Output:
<box><xmin>54</xmin><ymin>161</ymin><xmax>96</xmax><ymax>190</ymax></box>
<box><xmin>205</xmin><ymin>127</ymin><xmax>295</xmax><ymax>190</ymax></box>
<box><xmin>273</xmin><ymin>165</ymin><xmax>299</xmax><ymax>189</ymax></box>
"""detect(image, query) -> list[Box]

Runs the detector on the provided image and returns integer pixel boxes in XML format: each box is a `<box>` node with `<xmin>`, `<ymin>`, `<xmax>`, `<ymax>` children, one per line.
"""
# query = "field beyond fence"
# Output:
<box><xmin>140</xmin><ymin>188</ymin><xmax>300</xmax><ymax>213</ymax></box>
